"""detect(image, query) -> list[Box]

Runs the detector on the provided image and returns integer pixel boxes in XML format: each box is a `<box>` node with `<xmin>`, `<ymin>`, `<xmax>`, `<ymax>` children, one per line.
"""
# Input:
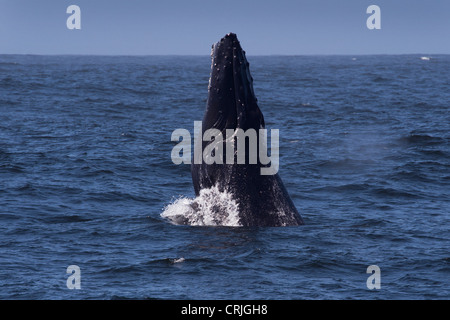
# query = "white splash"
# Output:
<box><xmin>169</xmin><ymin>257</ymin><xmax>185</xmax><ymax>264</ymax></box>
<box><xmin>161</xmin><ymin>185</ymin><xmax>242</xmax><ymax>227</ymax></box>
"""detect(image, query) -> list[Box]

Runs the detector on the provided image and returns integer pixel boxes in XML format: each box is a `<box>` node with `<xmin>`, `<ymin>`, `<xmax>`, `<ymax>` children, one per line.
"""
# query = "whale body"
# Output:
<box><xmin>191</xmin><ymin>33</ymin><xmax>304</xmax><ymax>227</ymax></box>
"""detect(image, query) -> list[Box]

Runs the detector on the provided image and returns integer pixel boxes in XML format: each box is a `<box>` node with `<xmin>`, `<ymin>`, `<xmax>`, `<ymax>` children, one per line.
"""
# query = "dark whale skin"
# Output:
<box><xmin>191</xmin><ymin>33</ymin><xmax>304</xmax><ymax>227</ymax></box>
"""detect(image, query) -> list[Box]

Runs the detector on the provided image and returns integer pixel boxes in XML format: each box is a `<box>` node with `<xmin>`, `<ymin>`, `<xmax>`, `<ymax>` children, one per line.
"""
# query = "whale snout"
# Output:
<box><xmin>206</xmin><ymin>33</ymin><xmax>261</xmax><ymax>132</ymax></box>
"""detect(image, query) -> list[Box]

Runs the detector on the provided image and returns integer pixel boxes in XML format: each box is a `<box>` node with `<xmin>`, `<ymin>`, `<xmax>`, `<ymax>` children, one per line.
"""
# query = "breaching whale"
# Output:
<box><xmin>191</xmin><ymin>33</ymin><xmax>304</xmax><ymax>227</ymax></box>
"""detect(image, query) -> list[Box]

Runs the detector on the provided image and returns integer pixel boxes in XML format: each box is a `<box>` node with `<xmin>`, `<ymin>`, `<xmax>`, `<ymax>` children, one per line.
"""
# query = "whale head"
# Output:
<box><xmin>203</xmin><ymin>33</ymin><xmax>265</xmax><ymax>133</ymax></box>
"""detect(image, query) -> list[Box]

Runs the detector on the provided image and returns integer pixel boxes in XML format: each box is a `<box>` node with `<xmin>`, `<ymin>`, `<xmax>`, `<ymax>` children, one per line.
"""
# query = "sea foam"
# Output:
<box><xmin>161</xmin><ymin>185</ymin><xmax>242</xmax><ymax>227</ymax></box>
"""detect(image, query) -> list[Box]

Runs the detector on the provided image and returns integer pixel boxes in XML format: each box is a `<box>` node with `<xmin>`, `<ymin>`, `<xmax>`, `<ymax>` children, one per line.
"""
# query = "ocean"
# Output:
<box><xmin>0</xmin><ymin>54</ymin><xmax>449</xmax><ymax>299</ymax></box>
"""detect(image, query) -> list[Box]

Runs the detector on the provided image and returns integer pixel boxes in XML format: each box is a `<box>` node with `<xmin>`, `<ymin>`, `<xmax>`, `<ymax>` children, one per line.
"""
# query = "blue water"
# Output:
<box><xmin>0</xmin><ymin>54</ymin><xmax>449</xmax><ymax>299</ymax></box>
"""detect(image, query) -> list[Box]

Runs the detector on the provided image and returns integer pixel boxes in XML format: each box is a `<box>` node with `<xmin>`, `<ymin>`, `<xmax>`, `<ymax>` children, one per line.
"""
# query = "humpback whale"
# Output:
<box><xmin>191</xmin><ymin>33</ymin><xmax>304</xmax><ymax>227</ymax></box>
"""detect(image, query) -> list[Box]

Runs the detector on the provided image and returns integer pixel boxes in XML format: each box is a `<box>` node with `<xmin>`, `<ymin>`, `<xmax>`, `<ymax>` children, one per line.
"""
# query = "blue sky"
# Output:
<box><xmin>1</xmin><ymin>0</ymin><xmax>449</xmax><ymax>55</ymax></box>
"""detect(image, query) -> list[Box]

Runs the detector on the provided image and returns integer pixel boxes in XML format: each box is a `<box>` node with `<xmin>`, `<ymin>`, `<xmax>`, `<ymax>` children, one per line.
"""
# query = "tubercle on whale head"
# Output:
<box><xmin>205</xmin><ymin>33</ymin><xmax>264</xmax><ymax>133</ymax></box>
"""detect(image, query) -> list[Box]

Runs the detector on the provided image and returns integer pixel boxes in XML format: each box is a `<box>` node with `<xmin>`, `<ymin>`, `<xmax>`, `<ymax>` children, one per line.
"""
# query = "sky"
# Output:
<box><xmin>0</xmin><ymin>0</ymin><xmax>449</xmax><ymax>55</ymax></box>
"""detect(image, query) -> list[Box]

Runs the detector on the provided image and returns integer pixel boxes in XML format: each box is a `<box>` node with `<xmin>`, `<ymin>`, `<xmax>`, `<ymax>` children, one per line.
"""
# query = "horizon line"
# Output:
<box><xmin>1</xmin><ymin>53</ymin><xmax>448</xmax><ymax>57</ymax></box>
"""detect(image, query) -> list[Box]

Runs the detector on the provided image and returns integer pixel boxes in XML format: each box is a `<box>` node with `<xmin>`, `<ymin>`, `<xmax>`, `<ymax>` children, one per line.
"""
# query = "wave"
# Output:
<box><xmin>399</xmin><ymin>133</ymin><xmax>446</xmax><ymax>146</ymax></box>
<box><xmin>161</xmin><ymin>185</ymin><xmax>242</xmax><ymax>227</ymax></box>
